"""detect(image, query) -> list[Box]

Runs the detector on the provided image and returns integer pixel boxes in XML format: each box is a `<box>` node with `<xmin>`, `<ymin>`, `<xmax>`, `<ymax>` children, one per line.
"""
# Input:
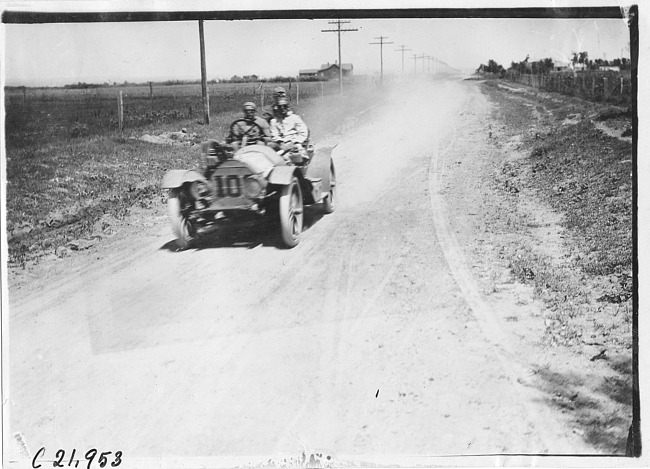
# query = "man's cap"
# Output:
<box><xmin>273</xmin><ymin>86</ymin><xmax>287</xmax><ymax>95</ymax></box>
<box><xmin>243</xmin><ymin>102</ymin><xmax>257</xmax><ymax>110</ymax></box>
<box><xmin>276</xmin><ymin>98</ymin><xmax>289</xmax><ymax>106</ymax></box>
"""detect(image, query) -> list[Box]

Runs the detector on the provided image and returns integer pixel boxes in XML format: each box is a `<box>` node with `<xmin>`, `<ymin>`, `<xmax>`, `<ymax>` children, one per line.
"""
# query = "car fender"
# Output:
<box><xmin>161</xmin><ymin>170</ymin><xmax>207</xmax><ymax>189</ymax></box>
<box><xmin>305</xmin><ymin>146</ymin><xmax>336</xmax><ymax>189</ymax></box>
<box><xmin>268</xmin><ymin>165</ymin><xmax>299</xmax><ymax>186</ymax></box>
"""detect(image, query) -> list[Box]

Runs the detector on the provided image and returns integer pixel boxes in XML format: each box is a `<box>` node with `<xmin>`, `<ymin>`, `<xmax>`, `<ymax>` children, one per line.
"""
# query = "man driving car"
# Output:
<box><xmin>226</xmin><ymin>102</ymin><xmax>271</xmax><ymax>151</ymax></box>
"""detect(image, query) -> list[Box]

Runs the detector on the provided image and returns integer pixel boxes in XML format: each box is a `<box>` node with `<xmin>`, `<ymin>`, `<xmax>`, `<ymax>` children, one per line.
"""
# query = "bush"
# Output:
<box><xmin>70</xmin><ymin>122</ymin><xmax>89</xmax><ymax>138</ymax></box>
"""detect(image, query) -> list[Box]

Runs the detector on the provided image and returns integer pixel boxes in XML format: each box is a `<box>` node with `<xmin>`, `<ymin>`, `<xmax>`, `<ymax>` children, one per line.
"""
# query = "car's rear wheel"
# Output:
<box><xmin>323</xmin><ymin>163</ymin><xmax>336</xmax><ymax>214</ymax></box>
<box><xmin>279</xmin><ymin>177</ymin><xmax>303</xmax><ymax>248</ymax></box>
<box><xmin>168</xmin><ymin>189</ymin><xmax>194</xmax><ymax>250</ymax></box>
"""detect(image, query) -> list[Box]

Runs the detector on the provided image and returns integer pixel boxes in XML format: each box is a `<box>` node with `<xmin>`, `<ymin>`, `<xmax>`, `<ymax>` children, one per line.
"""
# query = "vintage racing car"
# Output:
<box><xmin>161</xmin><ymin>137</ymin><xmax>336</xmax><ymax>249</ymax></box>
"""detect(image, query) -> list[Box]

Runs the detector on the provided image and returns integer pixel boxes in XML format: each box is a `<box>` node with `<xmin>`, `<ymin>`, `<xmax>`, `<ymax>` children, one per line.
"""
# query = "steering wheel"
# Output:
<box><xmin>229</xmin><ymin>119</ymin><xmax>264</xmax><ymax>141</ymax></box>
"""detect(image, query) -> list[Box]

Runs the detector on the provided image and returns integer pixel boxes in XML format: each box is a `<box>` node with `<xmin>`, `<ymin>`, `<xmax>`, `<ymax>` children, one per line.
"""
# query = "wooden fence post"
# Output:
<box><xmin>603</xmin><ymin>77</ymin><xmax>610</xmax><ymax>100</ymax></box>
<box><xmin>296</xmin><ymin>81</ymin><xmax>300</xmax><ymax>106</ymax></box>
<box><xmin>117</xmin><ymin>90</ymin><xmax>124</xmax><ymax>132</ymax></box>
<box><xmin>621</xmin><ymin>76</ymin><xmax>624</xmax><ymax>94</ymax></box>
<box><xmin>591</xmin><ymin>77</ymin><xmax>596</xmax><ymax>97</ymax></box>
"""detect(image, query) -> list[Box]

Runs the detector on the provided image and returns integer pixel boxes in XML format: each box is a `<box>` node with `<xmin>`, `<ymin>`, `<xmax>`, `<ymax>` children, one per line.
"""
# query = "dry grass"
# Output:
<box><xmin>477</xmin><ymin>79</ymin><xmax>634</xmax><ymax>453</ymax></box>
<box><xmin>480</xmin><ymin>79</ymin><xmax>633</xmax><ymax>349</ymax></box>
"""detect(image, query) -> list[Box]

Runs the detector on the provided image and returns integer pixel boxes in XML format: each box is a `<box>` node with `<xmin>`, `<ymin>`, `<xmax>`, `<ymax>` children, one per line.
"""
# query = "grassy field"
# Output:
<box><xmin>4</xmin><ymin>81</ymin><xmax>343</xmax><ymax>148</ymax></box>
<box><xmin>4</xmin><ymin>80</ymin><xmax>376</xmax><ymax>267</ymax></box>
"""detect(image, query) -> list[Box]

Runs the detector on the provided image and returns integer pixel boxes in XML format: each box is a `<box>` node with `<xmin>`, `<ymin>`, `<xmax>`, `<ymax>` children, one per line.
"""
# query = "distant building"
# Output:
<box><xmin>570</xmin><ymin>63</ymin><xmax>587</xmax><ymax>71</ymax></box>
<box><xmin>599</xmin><ymin>65</ymin><xmax>621</xmax><ymax>72</ymax></box>
<box><xmin>299</xmin><ymin>62</ymin><xmax>354</xmax><ymax>81</ymax></box>
<box><xmin>319</xmin><ymin>63</ymin><xmax>353</xmax><ymax>80</ymax></box>
<box><xmin>298</xmin><ymin>69</ymin><xmax>320</xmax><ymax>79</ymax></box>
<box><xmin>553</xmin><ymin>62</ymin><xmax>571</xmax><ymax>72</ymax></box>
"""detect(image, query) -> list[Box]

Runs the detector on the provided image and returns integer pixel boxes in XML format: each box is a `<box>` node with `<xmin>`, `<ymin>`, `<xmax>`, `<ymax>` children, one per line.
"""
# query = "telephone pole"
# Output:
<box><xmin>413</xmin><ymin>54</ymin><xmax>425</xmax><ymax>76</ymax></box>
<box><xmin>418</xmin><ymin>54</ymin><xmax>426</xmax><ymax>74</ymax></box>
<box><xmin>321</xmin><ymin>20</ymin><xmax>358</xmax><ymax>94</ymax></box>
<box><xmin>370</xmin><ymin>36</ymin><xmax>393</xmax><ymax>84</ymax></box>
<box><xmin>198</xmin><ymin>20</ymin><xmax>209</xmax><ymax>124</ymax></box>
<box><xmin>394</xmin><ymin>45</ymin><xmax>411</xmax><ymax>75</ymax></box>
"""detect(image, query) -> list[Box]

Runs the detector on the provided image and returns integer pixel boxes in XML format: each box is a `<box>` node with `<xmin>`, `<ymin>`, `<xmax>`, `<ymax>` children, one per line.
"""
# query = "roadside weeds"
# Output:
<box><xmin>461</xmin><ymin>79</ymin><xmax>633</xmax><ymax>453</ymax></box>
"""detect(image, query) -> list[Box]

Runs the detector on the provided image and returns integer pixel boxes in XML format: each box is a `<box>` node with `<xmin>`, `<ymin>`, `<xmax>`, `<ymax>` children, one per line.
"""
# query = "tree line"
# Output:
<box><xmin>7</xmin><ymin>76</ymin><xmax>301</xmax><ymax>91</ymax></box>
<box><xmin>477</xmin><ymin>52</ymin><xmax>631</xmax><ymax>76</ymax></box>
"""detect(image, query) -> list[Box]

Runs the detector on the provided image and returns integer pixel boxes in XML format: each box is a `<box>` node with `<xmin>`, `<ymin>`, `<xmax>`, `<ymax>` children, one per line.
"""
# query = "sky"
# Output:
<box><xmin>1</xmin><ymin>5</ymin><xmax>633</xmax><ymax>87</ymax></box>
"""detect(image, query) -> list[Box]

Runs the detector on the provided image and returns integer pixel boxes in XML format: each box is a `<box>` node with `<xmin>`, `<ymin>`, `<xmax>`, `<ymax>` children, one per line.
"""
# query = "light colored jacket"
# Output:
<box><xmin>270</xmin><ymin>112</ymin><xmax>309</xmax><ymax>145</ymax></box>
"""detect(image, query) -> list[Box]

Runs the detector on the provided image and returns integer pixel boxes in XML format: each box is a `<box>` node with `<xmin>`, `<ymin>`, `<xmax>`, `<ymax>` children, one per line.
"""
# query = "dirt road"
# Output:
<box><xmin>8</xmin><ymin>79</ymin><xmax>602</xmax><ymax>467</ymax></box>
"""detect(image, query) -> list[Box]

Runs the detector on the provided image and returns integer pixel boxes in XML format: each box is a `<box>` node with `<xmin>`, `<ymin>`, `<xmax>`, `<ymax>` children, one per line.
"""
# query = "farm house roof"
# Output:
<box><xmin>319</xmin><ymin>63</ymin><xmax>353</xmax><ymax>71</ymax></box>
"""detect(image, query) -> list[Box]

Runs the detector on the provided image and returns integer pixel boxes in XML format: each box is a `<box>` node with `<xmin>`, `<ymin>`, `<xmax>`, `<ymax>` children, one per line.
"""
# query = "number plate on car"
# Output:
<box><xmin>214</xmin><ymin>174</ymin><xmax>243</xmax><ymax>198</ymax></box>
<box><xmin>211</xmin><ymin>166</ymin><xmax>255</xmax><ymax>210</ymax></box>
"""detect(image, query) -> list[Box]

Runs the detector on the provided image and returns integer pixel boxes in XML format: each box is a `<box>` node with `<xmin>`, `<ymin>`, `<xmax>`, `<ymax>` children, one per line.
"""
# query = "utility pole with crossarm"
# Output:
<box><xmin>321</xmin><ymin>20</ymin><xmax>358</xmax><ymax>94</ymax></box>
<box><xmin>419</xmin><ymin>54</ymin><xmax>427</xmax><ymax>75</ymax></box>
<box><xmin>395</xmin><ymin>45</ymin><xmax>412</xmax><ymax>75</ymax></box>
<box><xmin>412</xmin><ymin>54</ymin><xmax>425</xmax><ymax>76</ymax></box>
<box><xmin>370</xmin><ymin>36</ymin><xmax>393</xmax><ymax>84</ymax></box>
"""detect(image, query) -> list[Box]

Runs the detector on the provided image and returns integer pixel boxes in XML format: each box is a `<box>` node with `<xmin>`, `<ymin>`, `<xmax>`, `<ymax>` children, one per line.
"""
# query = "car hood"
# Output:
<box><xmin>234</xmin><ymin>145</ymin><xmax>287</xmax><ymax>175</ymax></box>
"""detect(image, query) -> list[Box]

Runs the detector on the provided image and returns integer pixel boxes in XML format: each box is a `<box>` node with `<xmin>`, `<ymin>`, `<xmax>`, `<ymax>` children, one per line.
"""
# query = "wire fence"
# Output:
<box><xmin>504</xmin><ymin>70</ymin><xmax>632</xmax><ymax>106</ymax></box>
<box><xmin>4</xmin><ymin>80</ymin><xmax>349</xmax><ymax>147</ymax></box>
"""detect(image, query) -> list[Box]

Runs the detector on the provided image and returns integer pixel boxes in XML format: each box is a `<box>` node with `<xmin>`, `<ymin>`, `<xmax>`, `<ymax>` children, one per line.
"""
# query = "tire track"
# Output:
<box><xmin>427</xmin><ymin>83</ymin><xmax>586</xmax><ymax>453</ymax></box>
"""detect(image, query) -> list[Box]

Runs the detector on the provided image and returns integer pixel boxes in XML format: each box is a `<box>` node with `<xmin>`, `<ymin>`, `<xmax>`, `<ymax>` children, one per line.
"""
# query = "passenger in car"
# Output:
<box><xmin>269</xmin><ymin>98</ymin><xmax>309</xmax><ymax>160</ymax></box>
<box><xmin>262</xmin><ymin>86</ymin><xmax>289</xmax><ymax>123</ymax></box>
<box><xmin>226</xmin><ymin>102</ymin><xmax>272</xmax><ymax>151</ymax></box>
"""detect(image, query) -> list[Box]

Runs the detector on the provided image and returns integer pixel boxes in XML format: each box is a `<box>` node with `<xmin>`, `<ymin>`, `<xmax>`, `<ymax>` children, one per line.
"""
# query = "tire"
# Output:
<box><xmin>323</xmin><ymin>163</ymin><xmax>336</xmax><ymax>214</ymax></box>
<box><xmin>168</xmin><ymin>190</ymin><xmax>194</xmax><ymax>250</ymax></box>
<box><xmin>279</xmin><ymin>177</ymin><xmax>303</xmax><ymax>248</ymax></box>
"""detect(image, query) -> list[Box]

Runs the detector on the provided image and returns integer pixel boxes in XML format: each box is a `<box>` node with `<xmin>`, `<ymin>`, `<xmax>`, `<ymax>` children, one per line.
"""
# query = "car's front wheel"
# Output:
<box><xmin>168</xmin><ymin>189</ymin><xmax>194</xmax><ymax>250</ymax></box>
<box><xmin>279</xmin><ymin>177</ymin><xmax>303</xmax><ymax>248</ymax></box>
